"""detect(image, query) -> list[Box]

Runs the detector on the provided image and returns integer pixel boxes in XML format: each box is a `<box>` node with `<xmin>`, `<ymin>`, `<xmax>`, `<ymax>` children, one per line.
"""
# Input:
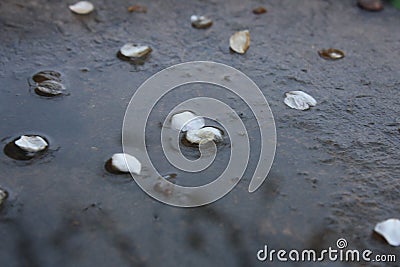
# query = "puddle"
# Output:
<box><xmin>1</xmin><ymin>0</ymin><xmax>400</xmax><ymax>266</ymax></box>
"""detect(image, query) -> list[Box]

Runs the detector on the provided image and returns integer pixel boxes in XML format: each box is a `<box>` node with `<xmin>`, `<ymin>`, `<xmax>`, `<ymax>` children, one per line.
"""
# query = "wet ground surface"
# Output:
<box><xmin>0</xmin><ymin>0</ymin><xmax>400</xmax><ymax>266</ymax></box>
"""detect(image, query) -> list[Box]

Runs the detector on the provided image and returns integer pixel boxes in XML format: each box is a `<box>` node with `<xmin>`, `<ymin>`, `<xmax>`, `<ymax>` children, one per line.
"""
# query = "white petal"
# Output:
<box><xmin>190</xmin><ymin>15</ymin><xmax>199</xmax><ymax>23</ymax></box>
<box><xmin>190</xmin><ymin>15</ymin><xmax>212</xmax><ymax>29</ymax></box>
<box><xmin>171</xmin><ymin>111</ymin><xmax>205</xmax><ymax>132</ymax></box>
<box><xmin>15</xmin><ymin>135</ymin><xmax>48</xmax><ymax>152</ymax></box>
<box><xmin>229</xmin><ymin>30</ymin><xmax>250</xmax><ymax>54</ymax></box>
<box><xmin>111</xmin><ymin>153</ymin><xmax>141</xmax><ymax>174</ymax></box>
<box><xmin>120</xmin><ymin>43</ymin><xmax>152</xmax><ymax>58</ymax></box>
<box><xmin>284</xmin><ymin>91</ymin><xmax>317</xmax><ymax>110</ymax></box>
<box><xmin>374</xmin><ymin>218</ymin><xmax>400</xmax><ymax>246</ymax></box>
<box><xmin>186</xmin><ymin>127</ymin><xmax>222</xmax><ymax>144</ymax></box>
<box><xmin>0</xmin><ymin>188</ymin><xmax>8</xmax><ymax>207</ymax></box>
<box><xmin>69</xmin><ymin>1</ymin><xmax>94</xmax><ymax>15</ymax></box>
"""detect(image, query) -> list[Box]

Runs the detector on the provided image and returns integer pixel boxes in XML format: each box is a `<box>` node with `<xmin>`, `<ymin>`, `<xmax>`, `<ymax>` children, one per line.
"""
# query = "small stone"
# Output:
<box><xmin>284</xmin><ymin>91</ymin><xmax>317</xmax><ymax>110</ymax></box>
<box><xmin>0</xmin><ymin>188</ymin><xmax>8</xmax><ymax>207</ymax></box>
<box><xmin>127</xmin><ymin>5</ymin><xmax>147</xmax><ymax>13</ymax></box>
<box><xmin>69</xmin><ymin>1</ymin><xmax>94</xmax><ymax>15</ymax></box>
<box><xmin>120</xmin><ymin>43</ymin><xmax>152</xmax><ymax>58</ymax></box>
<box><xmin>109</xmin><ymin>153</ymin><xmax>141</xmax><ymax>174</ymax></box>
<box><xmin>357</xmin><ymin>0</ymin><xmax>383</xmax><ymax>11</ymax></box>
<box><xmin>229</xmin><ymin>30</ymin><xmax>250</xmax><ymax>54</ymax></box>
<box><xmin>171</xmin><ymin>111</ymin><xmax>205</xmax><ymax>132</ymax></box>
<box><xmin>14</xmin><ymin>135</ymin><xmax>48</xmax><ymax>153</ymax></box>
<box><xmin>190</xmin><ymin>15</ymin><xmax>213</xmax><ymax>29</ymax></box>
<box><xmin>253</xmin><ymin>6</ymin><xmax>267</xmax><ymax>14</ymax></box>
<box><xmin>374</xmin><ymin>218</ymin><xmax>400</xmax><ymax>246</ymax></box>
<box><xmin>186</xmin><ymin>127</ymin><xmax>223</xmax><ymax>144</ymax></box>
<box><xmin>318</xmin><ymin>48</ymin><xmax>345</xmax><ymax>60</ymax></box>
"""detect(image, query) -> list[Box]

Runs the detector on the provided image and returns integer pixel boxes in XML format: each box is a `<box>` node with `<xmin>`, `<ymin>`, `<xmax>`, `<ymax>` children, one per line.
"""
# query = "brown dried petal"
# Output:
<box><xmin>253</xmin><ymin>6</ymin><xmax>267</xmax><ymax>14</ymax></box>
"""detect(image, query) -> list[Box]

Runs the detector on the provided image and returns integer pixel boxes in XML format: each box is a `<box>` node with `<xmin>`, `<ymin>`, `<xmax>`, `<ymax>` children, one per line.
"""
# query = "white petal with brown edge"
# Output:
<box><xmin>229</xmin><ymin>30</ymin><xmax>250</xmax><ymax>54</ymax></box>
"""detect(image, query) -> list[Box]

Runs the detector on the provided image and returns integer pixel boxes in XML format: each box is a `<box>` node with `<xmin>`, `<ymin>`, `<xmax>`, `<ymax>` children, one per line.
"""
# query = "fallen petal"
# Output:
<box><xmin>229</xmin><ymin>30</ymin><xmax>250</xmax><ymax>54</ymax></box>
<box><xmin>318</xmin><ymin>48</ymin><xmax>345</xmax><ymax>60</ymax></box>
<box><xmin>171</xmin><ymin>111</ymin><xmax>205</xmax><ymax>132</ymax></box>
<box><xmin>186</xmin><ymin>127</ymin><xmax>222</xmax><ymax>144</ymax></box>
<box><xmin>374</xmin><ymin>218</ymin><xmax>400</xmax><ymax>246</ymax></box>
<box><xmin>253</xmin><ymin>6</ymin><xmax>267</xmax><ymax>14</ymax></box>
<box><xmin>120</xmin><ymin>43</ymin><xmax>152</xmax><ymax>58</ymax></box>
<box><xmin>110</xmin><ymin>153</ymin><xmax>141</xmax><ymax>174</ymax></box>
<box><xmin>15</xmin><ymin>135</ymin><xmax>48</xmax><ymax>153</ymax></box>
<box><xmin>127</xmin><ymin>5</ymin><xmax>147</xmax><ymax>13</ymax></box>
<box><xmin>191</xmin><ymin>15</ymin><xmax>213</xmax><ymax>29</ymax></box>
<box><xmin>284</xmin><ymin>91</ymin><xmax>317</xmax><ymax>110</ymax></box>
<box><xmin>69</xmin><ymin>1</ymin><xmax>94</xmax><ymax>15</ymax></box>
<box><xmin>357</xmin><ymin>0</ymin><xmax>383</xmax><ymax>11</ymax></box>
<box><xmin>35</xmin><ymin>80</ymin><xmax>66</xmax><ymax>97</ymax></box>
<box><xmin>0</xmin><ymin>188</ymin><xmax>8</xmax><ymax>207</ymax></box>
<box><xmin>32</xmin><ymin>70</ymin><xmax>61</xmax><ymax>83</ymax></box>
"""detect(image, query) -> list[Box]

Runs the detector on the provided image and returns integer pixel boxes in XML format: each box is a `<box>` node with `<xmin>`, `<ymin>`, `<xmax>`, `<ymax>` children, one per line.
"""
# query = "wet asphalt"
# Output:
<box><xmin>0</xmin><ymin>0</ymin><xmax>400</xmax><ymax>266</ymax></box>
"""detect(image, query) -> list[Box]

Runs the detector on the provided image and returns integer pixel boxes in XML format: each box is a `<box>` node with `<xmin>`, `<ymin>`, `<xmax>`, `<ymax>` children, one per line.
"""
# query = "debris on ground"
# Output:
<box><xmin>252</xmin><ymin>7</ymin><xmax>267</xmax><ymax>14</ymax></box>
<box><xmin>190</xmin><ymin>15</ymin><xmax>213</xmax><ymax>29</ymax></box>
<box><xmin>69</xmin><ymin>1</ymin><xmax>94</xmax><ymax>15</ymax></box>
<box><xmin>119</xmin><ymin>43</ymin><xmax>152</xmax><ymax>58</ymax></box>
<box><xmin>31</xmin><ymin>70</ymin><xmax>66</xmax><ymax>97</ymax></box>
<box><xmin>357</xmin><ymin>0</ymin><xmax>383</xmax><ymax>11</ymax></box>
<box><xmin>32</xmin><ymin>70</ymin><xmax>61</xmax><ymax>83</ymax></box>
<box><xmin>0</xmin><ymin>188</ymin><xmax>8</xmax><ymax>207</ymax></box>
<box><xmin>318</xmin><ymin>48</ymin><xmax>345</xmax><ymax>60</ymax></box>
<box><xmin>127</xmin><ymin>5</ymin><xmax>147</xmax><ymax>13</ymax></box>
<box><xmin>107</xmin><ymin>153</ymin><xmax>141</xmax><ymax>174</ymax></box>
<box><xmin>229</xmin><ymin>30</ymin><xmax>250</xmax><ymax>54</ymax></box>
<box><xmin>15</xmin><ymin>135</ymin><xmax>48</xmax><ymax>153</ymax></box>
<box><xmin>284</xmin><ymin>91</ymin><xmax>317</xmax><ymax>110</ymax></box>
<box><xmin>35</xmin><ymin>80</ymin><xmax>66</xmax><ymax>96</ymax></box>
<box><xmin>374</xmin><ymin>218</ymin><xmax>400</xmax><ymax>246</ymax></box>
<box><xmin>171</xmin><ymin>111</ymin><xmax>205</xmax><ymax>131</ymax></box>
<box><xmin>185</xmin><ymin>127</ymin><xmax>222</xmax><ymax>144</ymax></box>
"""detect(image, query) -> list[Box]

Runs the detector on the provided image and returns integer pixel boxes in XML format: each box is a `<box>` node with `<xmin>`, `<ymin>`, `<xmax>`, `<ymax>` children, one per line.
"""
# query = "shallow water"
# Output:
<box><xmin>1</xmin><ymin>0</ymin><xmax>400</xmax><ymax>266</ymax></box>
